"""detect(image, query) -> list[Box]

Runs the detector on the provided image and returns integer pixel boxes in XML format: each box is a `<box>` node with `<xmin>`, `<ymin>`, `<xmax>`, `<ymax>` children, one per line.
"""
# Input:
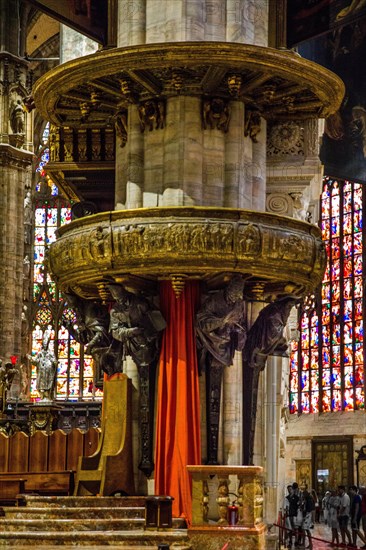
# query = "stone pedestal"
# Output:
<box><xmin>187</xmin><ymin>465</ymin><xmax>265</xmax><ymax>550</ymax></box>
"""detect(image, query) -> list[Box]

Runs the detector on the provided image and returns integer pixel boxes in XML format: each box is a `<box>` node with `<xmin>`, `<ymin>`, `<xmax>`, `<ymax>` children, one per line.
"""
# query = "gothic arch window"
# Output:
<box><xmin>30</xmin><ymin>124</ymin><xmax>102</xmax><ymax>401</ymax></box>
<box><xmin>290</xmin><ymin>177</ymin><xmax>365</xmax><ymax>413</ymax></box>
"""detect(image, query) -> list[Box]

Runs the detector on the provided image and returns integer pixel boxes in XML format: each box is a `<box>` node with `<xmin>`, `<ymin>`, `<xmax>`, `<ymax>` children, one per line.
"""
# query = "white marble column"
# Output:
<box><xmin>264</xmin><ymin>355</ymin><xmax>281</xmax><ymax>523</ymax></box>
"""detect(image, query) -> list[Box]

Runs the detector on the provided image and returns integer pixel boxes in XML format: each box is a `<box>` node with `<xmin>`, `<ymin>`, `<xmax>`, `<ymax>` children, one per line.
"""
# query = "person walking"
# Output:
<box><xmin>322</xmin><ymin>490</ymin><xmax>331</xmax><ymax>525</ymax></box>
<box><xmin>285</xmin><ymin>484</ymin><xmax>300</xmax><ymax>548</ymax></box>
<box><xmin>328</xmin><ymin>489</ymin><xmax>341</xmax><ymax>548</ymax></box>
<box><xmin>338</xmin><ymin>485</ymin><xmax>352</xmax><ymax>547</ymax></box>
<box><xmin>300</xmin><ymin>489</ymin><xmax>315</xmax><ymax>550</ymax></box>
<box><xmin>349</xmin><ymin>485</ymin><xmax>366</xmax><ymax>548</ymax></box>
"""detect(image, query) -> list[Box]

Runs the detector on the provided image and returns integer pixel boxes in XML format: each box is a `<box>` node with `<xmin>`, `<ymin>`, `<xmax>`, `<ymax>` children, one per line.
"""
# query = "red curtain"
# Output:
<box><xmin>155</xmin><ymin>280</ymin><xmax>201</xmax><ymax>525</ymax></box>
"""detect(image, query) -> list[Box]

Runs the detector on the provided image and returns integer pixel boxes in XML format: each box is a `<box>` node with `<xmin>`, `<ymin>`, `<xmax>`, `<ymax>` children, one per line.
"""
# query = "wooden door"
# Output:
<box><xmin>312</xmin><ymin>437</ymin><xmax>353</xmax><ymax>499</ymax></box>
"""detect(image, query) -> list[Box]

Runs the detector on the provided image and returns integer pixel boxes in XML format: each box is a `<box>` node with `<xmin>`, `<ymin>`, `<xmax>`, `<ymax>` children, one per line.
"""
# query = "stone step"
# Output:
<box><xmin>0</xmin><ymin>528</ymin><xmax>190</xmax><ymax>547</ymax></box>
<box><xmin>0</xmin><ymin>517</ymin><xmax>146</xmax><ymax>532</ymax></box>
<box><xmin>21</xmin><ymin>495</ymin><xmax>146</xmax><ymax>508</ymax></box>
<box><xmin>3</xmin><ymin>505</ymin><xmax>145</xmax><ymax>520</ymax></box>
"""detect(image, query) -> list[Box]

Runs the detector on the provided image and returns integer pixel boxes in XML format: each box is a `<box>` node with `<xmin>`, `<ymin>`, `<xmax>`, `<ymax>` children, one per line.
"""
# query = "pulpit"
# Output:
<box><xmin>74</xmin><ymin>375</ymin><xmax>134</xmax><ymax>496</ymax></box>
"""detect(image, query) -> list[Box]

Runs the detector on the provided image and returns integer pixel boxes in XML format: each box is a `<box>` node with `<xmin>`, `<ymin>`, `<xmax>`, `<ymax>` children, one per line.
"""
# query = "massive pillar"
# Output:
<box><xmin>0</xmin><ymin>0</ymin><xmax>33</xmax><ymax>362</ymax></box>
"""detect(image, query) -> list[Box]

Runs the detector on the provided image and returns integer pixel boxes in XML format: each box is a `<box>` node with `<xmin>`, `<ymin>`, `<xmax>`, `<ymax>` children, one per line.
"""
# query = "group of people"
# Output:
<box><xmin>322</xmin><ymin>485</ymin><xmax>366</xmax><ymax>549</ymax></box>
<box><xmin>284</xmin><ymin>483</ymin><xmax>317</xmax><ymax>549</ymax></box>
<box><xmin>284</xmin><ymin>483</ymin><xmax>366</xmax><ymax>549</ymax></box>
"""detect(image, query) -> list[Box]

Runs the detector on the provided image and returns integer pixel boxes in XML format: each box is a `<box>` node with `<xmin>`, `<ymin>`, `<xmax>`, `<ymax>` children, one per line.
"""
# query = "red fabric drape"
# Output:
<box><xmin>155</xmin><ymin>280</ymin><xmax>201</xmax><ymax>525</ymax></box>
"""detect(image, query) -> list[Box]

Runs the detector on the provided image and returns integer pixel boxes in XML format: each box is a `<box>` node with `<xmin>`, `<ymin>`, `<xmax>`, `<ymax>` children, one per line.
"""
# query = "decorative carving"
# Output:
<box><xmin>243</xmin><ymin>297</ymin><xmax>299</xmax><ymax>465</ymax></box>
<box><xmin>77</xmin><ymin>129</ymin><xmax>87</xmax><ymax>160</ymax></box>
<box><xmin>0</xmin><ymin>361</ymin><xmax>18</xmax><ymax>415</ymax></box>
<box><xmin>266</xmin><ymin>193</ymin><xmax>292</xmax><ymax>216</ymax></box>
<box><xmin>63</xmin><ymin>127</ymin><xmax>74</xmax><ymax>161</ymax></box>
<box><xmin>24</xmin><ymin>190</ymin><xmax>33</xmax><ymax>244</ymax></box>
<box><xmin>237</xmin><ymin>223</ymin><xmax>261</xmax><ymax>256</ymax></box>
<box><xmin>107</xmin><ymin>283</ymin><xmax>166</xmax><ymax>476</ymax></box>
<box><xmin>138</xmin><ymin>100</ymin><xmax>165</xmax><ymax>132</ymax></box>
<box><xmin>267</xmin><ymin>121</ymin><xmax>304</xmax><ymax>156</ymax></box>
<box><xmin>119</xmin><ymin>79</ymin><xmax>138</xmax><ymax>103</ymax></box>
<box><xmin>63</xmin><ymin>293</ymin><xmax>115</xmax><ymax>377</ymax></box>
<box><xmin>169</xmin><ymin>274</ymin><xmax>188</xmax><ymax>298</ymax></box>
<box><xmin>49</xmin><ymin>208</ymin><xmax>325</xmax><ymax>301</ymax></box>
<box><xmin>115</xmin><ymin>111</ymin><xmax>128</xmax><ymax>147</ymax></box>
<box><xmin>244</xmin><ymin>109</ymin><xmax>261</xmax><ymax>143</ymax></box>
<box><xmin>196</xmin><ymin>275</ymin><xmax>246</xmax><ymax>465</ymax></box>
<box><xmin>33</xmin><ymin>43</ymin><xmax>344</xmax><ymax>130</ymax></box>
<box><xmin>227</xmin><ymin>74</ymin><xmax>242</xmax><ymax>97</ymax></box>
<box><xmin>105</xmin><ymin>128</ymin><xmax>115</xmax><ymax>160</ymax></box>
<box><xmin>10</xmin><ymin>98</ymin><xmax>25</xmax><ymax>134</ymax></box>
<box><xmin>216</xmin><ymin>477</ymin><xmax>230</xmax><ymax>525</ymax></box>
<box><xmin>49</xmin><ymin>126</ymin><xmax>60</xmax><ymax>161</ymax></box>
<box><xmin>91</xmin><ymin>128</ymin><xmax>101</xmax><ymax>160</ymax></box>
<box><xmin>79</xmin><ymin>101</ymin><xmax>90</xmax><ymax>121</ymax></box>
<box><xmin>202</xmin><ymin>98</ymin><xmax>230</xmax><ymax>132</ymax></box>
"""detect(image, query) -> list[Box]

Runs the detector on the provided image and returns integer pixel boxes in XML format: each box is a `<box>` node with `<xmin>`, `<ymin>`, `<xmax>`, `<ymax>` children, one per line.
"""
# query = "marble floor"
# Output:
<box><xmin>283</xmin><ymin>522</ymin><xmax>366</xmax><ymax>550</ymax></box>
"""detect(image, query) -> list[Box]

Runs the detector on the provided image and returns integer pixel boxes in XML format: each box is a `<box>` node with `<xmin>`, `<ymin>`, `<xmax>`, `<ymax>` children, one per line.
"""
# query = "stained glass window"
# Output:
<box><xmin>30</xmin><ymin>124</ymin><xmax>102</xmax><ymax>401</ymax></box>
<box><xmin>290</xmin><ymin>177</ymin><xmax>365</xmax><ymax>413</ymax></box>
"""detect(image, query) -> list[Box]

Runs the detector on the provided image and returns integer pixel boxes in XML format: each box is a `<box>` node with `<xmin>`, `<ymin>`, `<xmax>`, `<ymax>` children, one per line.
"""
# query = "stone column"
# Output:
<box><xmin>0</xmin><ymin>1</ymin><xmax>33</xmax><ymax>361</ymax></box>
<box><xmin>264</xmin><ymin>355</ymin><xmax>281</xmax><ymax>524</ymax></box>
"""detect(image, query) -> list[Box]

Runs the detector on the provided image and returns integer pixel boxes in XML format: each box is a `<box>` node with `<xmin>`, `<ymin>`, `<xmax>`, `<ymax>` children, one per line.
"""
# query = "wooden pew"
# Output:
<box><xmin>0</xmin><ymin>478</ymin><xmax>26</xmax><ymax>505</ymax></box>
<box><xmin>0</xmin><ymin>470</ymin><xmax>75</xmax><ymax>502</ymax></box>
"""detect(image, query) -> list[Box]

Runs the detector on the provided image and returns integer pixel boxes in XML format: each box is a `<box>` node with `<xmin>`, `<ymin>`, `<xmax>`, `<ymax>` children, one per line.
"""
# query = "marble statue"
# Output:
<box><xmin>27</xmin><ymin>331</ymin><xmax>57</xmax><ymax>401</ymax></box>
<box><xmin>10</xmin><ymin>99</ymin><xmax>25</xmax><ymax>134</ymax></box>
<box><xmin>0</xmin><ymin>360</ymin><xmax>18</xmax><ymax>413</ymax></box>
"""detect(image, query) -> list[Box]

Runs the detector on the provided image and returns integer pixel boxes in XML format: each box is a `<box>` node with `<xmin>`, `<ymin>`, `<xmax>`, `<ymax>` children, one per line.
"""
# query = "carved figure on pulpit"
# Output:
<box><xmin>242</xmin><ymin>296</ymin><xmax>298</xmax><ymax>465</ymax></box>
<box><xmin>107</xmin><ymin>284</ymin><xmax>166</xmax><ymax>369</ymax></box>
<box><xmin>195</xmin><ymin>275</ymin><xmax>247</xmax><ymax>372</ymax></box>
<box><xmin>243</xmin><ymin>296</ymin><xmax>299</xmax><ymax>370</ymax></box>
<box><xmin>63</xmin><ymin>293</ymin><xmax>115</xmax><ymax>376</ymax></box>
<box><xmin>27</xmin><ymin>331</ymin><xmax>57</xmax><ymax>401</ymax></box>
<box><xmin>0</xmin><ymin>360</ymin><xmax>18</xmax><ymax>413</ymax></box>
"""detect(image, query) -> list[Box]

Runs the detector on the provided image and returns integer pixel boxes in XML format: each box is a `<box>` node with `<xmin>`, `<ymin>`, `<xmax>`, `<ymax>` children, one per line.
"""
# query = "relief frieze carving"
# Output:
<box><xmin>48</xmin><ymin>208</ymin><xmax>325</xmax><ymax>300</ymax></box>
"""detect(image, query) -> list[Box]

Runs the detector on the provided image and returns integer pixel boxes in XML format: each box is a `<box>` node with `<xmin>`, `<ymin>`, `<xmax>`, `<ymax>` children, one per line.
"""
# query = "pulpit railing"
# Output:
<box><xmin>187</xmin><ymin>465</ymin><xmax>264</xmax><ymax>528</ymax></box>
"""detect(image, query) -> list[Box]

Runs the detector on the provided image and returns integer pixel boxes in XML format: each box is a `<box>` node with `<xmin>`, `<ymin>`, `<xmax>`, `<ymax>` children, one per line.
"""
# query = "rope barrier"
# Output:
<box><xmin>273</xmin><ymin>521</ymin><xmax>361</xmax><ymax>549</ymax></box>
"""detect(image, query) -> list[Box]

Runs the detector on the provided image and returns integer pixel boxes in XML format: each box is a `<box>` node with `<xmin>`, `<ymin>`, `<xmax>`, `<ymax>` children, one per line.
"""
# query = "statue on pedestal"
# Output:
<box><xmin>27</xmin><ymin>331</ymin><xmax>57</xmax><ymax>401</ymax></box>
<box><xmin>10</xmin><ymin>99</ymin><xmax>25</xmax><ymax>134</ymax></box>
<box><xmin>0</xmin><ymin>360</ymin><xmax>18</xmax><ymax>413</ymax></box>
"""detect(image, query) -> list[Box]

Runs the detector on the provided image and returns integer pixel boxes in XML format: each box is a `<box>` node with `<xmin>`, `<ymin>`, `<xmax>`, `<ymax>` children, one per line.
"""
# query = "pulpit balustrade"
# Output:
<box><xmin>188</xmin><ymin>465</ymin><xmax>263</xmax><ymax>527</ymax></box>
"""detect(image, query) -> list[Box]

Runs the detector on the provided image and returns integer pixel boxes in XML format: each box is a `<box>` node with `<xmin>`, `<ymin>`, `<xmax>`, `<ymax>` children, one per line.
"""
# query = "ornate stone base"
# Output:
<box><xmin>26</xmin><ymin>402</ymin><xmax>62</xmax><ymax>435</ymax></box>
<box><xmin>188</xmin><ymin>523</ymin><xmax>266</xmax><ymax>550</ymax></box>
